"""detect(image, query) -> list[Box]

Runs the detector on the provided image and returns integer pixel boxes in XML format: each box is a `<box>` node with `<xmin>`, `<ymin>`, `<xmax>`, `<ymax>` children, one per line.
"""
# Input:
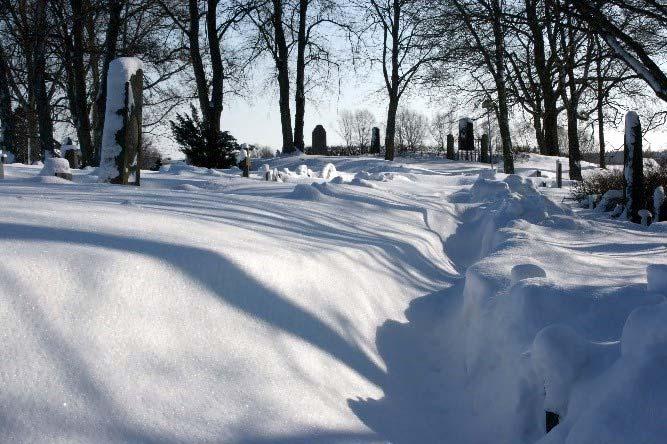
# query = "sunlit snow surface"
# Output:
<box><xmin>0</xmin><ymin>154</ymin><xmax>665</xmax><ymax>443</ymax></box>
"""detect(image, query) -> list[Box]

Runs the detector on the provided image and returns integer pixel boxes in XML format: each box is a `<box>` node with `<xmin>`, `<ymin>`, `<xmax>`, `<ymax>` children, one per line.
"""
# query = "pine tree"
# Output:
<box><xmin>170</xmin><ymin>105</ymin><xmax>238</xmax><ymax>169</ymax></box>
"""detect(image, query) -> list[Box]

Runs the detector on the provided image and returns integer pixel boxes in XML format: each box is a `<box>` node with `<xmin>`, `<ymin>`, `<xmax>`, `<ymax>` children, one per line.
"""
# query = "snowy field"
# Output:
<box><xmin>1</xmin><ymin>155</ymin><xmax>665</xmax><ymax>443</ymax></box>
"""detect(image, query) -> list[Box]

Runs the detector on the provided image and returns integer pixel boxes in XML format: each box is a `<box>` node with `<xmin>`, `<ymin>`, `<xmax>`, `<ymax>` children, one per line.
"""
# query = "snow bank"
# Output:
<box><xmin>39</xmin><ymin>157</ymin><xmax>71</xmax><ymax>177</ymax></box>
<box><xmin>450</xmin><ymin>172</ymin><xmax>667</xmax><ymax>443</ymax></box>
<box><xmin>288</xmin><ymin>183</ymin><xmax>326</xmax><ymax>201</ymax></box>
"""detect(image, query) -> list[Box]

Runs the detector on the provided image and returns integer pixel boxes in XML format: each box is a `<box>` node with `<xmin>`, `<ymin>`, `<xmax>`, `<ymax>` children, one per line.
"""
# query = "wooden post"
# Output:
<box><xmin>556</xmin><ymin>160</ymin><xmax>562</xmax><ymax>188</ymax></box>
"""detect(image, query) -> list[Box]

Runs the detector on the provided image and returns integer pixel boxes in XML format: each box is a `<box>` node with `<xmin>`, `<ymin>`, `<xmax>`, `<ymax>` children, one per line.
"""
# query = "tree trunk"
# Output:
<box><xmin>383</xmin><ymin>0</ymin><xmax>401</xmax><ymax>161</ymax></box>
<box><xmin>566</xmin><ymin>101</ymin><xmax>582</xmax><ymax>180</ymax></box>
<box><xmin>294</xmin><ymin>0</ymin><xmax>308</xmax><ymax>153</ymax></box>
<box><xmin>526</xmin><ymin>0</ymin><xmax>559</xmax><ymax>156</ymax></box>
<box><xmin>492</xmin><ymin>0</ymin><xmax>514</xmax><ymax>173</ymax></box>
<box><xmin>71</xmin><ymin>0</ymin><xmax>93</xmax><ymax>166</ymax></box>
<box><xmin>273</xmin><ymin>0</ymin><xmax>294</xmax><ymax>154</ymax></box>
<box><xmin>207</xmin><ymin>0</ymin><xmax>224</xmax><ymax>149</ymax></box>
<box><xmin>188</xmin><ymin>0</ymin><xmax>210</xmax><ymax>121</ymax></box>
<box><xmin>542</xmin><ymin>98</ymin><xmax>559</xmax><ymax>156</ymax></box>
<box><xmin>385</xmin><ymin>94</ymin><xmax>398</xmax><ymax>161</ymax></box>
<box><xmin>93</xmin><ymin>0</ymin><xmax>123</xmax><ymax>165</ymax></box>
<box><xmin>33</xmin><ymin>0</ymin><xmax>55</xmax><ymax>159</ymax></box>
<box><xmin>0</xmin><ymin>45</ymin><xmax>15</xmax><ymax>156</ymax></box>
<box><xmin>533</xmin><ymin>111</ymin><xmax>545</xmax><ymax>154</ymax></box>
<box><xmin>596</xmin><ymin>38</ymin><xmax>606</xmax><ymax>169</ymax></box>
<box><xmin>597</xmin><ymin>97</ymin><xmax>605</xmax><ymax>168</ymax></box>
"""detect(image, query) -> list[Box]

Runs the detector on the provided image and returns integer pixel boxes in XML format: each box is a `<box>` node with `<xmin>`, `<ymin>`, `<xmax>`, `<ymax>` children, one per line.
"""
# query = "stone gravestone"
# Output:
<box><xmin>237</xmin><ymin>144</ymin><xmax>251</xmax><ymax>178</ymax></box>
<box><xmin>371</xmin><ymin>127</ymin><xmax>381</xmax><ymax>154</ymax></box>
<box><xmin>311</xmin><ymin>125</ymin><xmax>327</xmax><ymax>155</ymax></box>
<box><xmin>654</xmin><ymin>186</ymin><xmax>667</xmax><ymax>222</ymax></box>
<box><xmin>556</xmin><ymin>160</ymin><xmax>562</xmax><ymax>188</ymax></box>
<box><xmin>446</xmin><ymin>134</ymin><xmax>455</xmax><ymax>160</ymax></box>
<box><xmin>61</xmin><ymin>137</ymin><xmax>82</xmax><ymax>169</ymax></box>
<box><xmin>480</xmin><ymin>134</ymin><xmax>490</xmax><ymax>163</ymax></box>
<box><xmin>458</xmin><ymin>118</ymin><xmax>474</xmax><ymax>160</ymax></box>
<box><xmin>99</xmin><ymin>57</ymin><xmax>143</xmax><ymax>185</ymax></box>
<box><xmin>623</xmin><ymin>111</ymin><xmax>644</xmax><ymax>223</ymax></box>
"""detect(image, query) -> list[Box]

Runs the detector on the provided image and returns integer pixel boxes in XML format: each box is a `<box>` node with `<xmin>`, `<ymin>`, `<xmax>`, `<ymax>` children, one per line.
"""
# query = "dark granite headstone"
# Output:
<box><xmin>446</xmin><ymin>134</ymin><xmax>455</xmax><ymax>160</ymax></box>
<box><xmin>623</xmin><ymin>111</ymin><xmax>644</xmax><ymax>223</ymax></box>
<box><xmin>458</xmin><ymin>118</ymin><xmax>474</xmax><ymax>151</ymax></box>
<box><xmin>481</xmin><ymin>134</ymin><xmax>490</xmax><ymax>163</ymax></box>
<box><xmin>371</xmin><ymin>127</ymin><xmax>381</xmax><ymax>154</ymax></box>
<box><xmin>312</xmin><ymin>125</ymin><xmax>327</xmax><ymax>155</ymax></box>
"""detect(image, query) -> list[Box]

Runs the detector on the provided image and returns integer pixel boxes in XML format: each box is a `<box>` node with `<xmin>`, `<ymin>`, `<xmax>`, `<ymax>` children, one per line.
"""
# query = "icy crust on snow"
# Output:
<box><xmin>455</xmin><ymin>172</ymin><xmax>667</xmax><ymax>443</ymax></box>
<box><xmin>98</xmin><ymin>57</ymin><xmax>143</xmax><ymax>182</ymax></box>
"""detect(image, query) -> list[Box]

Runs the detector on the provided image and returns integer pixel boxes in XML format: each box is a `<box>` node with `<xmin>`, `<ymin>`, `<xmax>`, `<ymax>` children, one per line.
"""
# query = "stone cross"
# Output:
<box><xmin>99</xmin><ymin>57</ymin><xmax>143</xmax><ymax>185</ymax></box>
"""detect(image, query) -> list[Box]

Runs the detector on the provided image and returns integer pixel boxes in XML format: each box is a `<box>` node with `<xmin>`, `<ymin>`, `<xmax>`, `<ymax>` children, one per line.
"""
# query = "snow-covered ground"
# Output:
<box><xmin>0</xmin><ymin>154</ymin><xmax>665</xmax><ymax>443</ymax></box>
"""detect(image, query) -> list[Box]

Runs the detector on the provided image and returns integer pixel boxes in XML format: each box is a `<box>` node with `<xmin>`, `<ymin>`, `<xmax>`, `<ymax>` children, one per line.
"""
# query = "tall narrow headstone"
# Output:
<box><xmin>446</xmin><ymin>134</ymin><xmax>455</xmax><ymax>160</ymax></box>
<box><xmin>311</xmin><ymin>125</ymin><xmax>327</xmax><ymax>155</ymax></box>
<box><xmin>480</xmin><ymin>134</ymin><xmax>490</xmax><ymax>163</ymax></box>
<box><xmin>99</xmin><ymin>57</ymin><xmax>143</xmax><ymax>185</ymax></box>
<box><xmin>623</xmin><ymin>112</ymin><xmax>644</xmax><ymax>223</ymax></box>
<box><xmin>556</xmin><ymin>160</ymin><xmax>562</xmax><ymax>188</ymax></box>
<box><xmin>458</xmin><ymin>118</ymin><xmax>474</xmax><ymax>152</ymax></box>
<box><xmin>371</xmin><ymin>127</ymin><xmax>381</xmax><ymax>154</ymax></box>
<box><xmin>654</xmin><ymin>186</ymin><xmax>667</xmax><ymax>222</ymax></box>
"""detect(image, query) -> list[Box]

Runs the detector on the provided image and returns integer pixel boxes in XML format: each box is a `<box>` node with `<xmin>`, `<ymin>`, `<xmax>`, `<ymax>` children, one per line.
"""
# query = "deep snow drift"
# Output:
<box><xmin>0</xmin><ymin>154</ymin><xmax>665</xmax><ymax>443</ymax></box>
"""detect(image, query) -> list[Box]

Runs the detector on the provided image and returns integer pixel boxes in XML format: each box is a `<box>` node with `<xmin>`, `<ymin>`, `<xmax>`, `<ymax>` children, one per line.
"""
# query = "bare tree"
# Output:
<box><xmin>159</xmin><ymin>0</ymin><xmax>252</xmax><ymax>153</ymax></box>
<box><xmin>430</xmin><ymin>110</ymin><xmax>454</xmax><ymax>151</ymax></box>
<box><xmin>336</xmin><ymin>109</ymin><xmax>355</xmax><ymax>147</ymax></box>
<box><xmin>93</xmin><ymin>0</ymin><xmax>124</xmax><ymax>165</ymax></box>
<box><xmin>448</xmin><ymin>0</ymin><xmax>515</xmax><ymax>173</ymax></box>
<box><xmin>565</xmin><ymin>0</ymin><xmax>667</xmax><ymax>102</ymax></box>
<box><xmin>0</xmin><ymin>42</ymin><xmax>15</xmax><ymax>156</ymax></box>
<box><xmin>33</xmin><ymin>0</ymin><xmax>56</xmax><ymax>158</ymax></box>
<box><xmin>360</xmin><ymin>0</ymin><xmax>441</xmax><ymax>161</ymax></box>
<box><xmin>353</xmin><ymin>109</ymin><xmax>375</xmax><ymax>150</ymax></box>
<box><xmin>396</xmin><ymin>108</ymin><xmax>428</xmax><ymax>152</ymax></box>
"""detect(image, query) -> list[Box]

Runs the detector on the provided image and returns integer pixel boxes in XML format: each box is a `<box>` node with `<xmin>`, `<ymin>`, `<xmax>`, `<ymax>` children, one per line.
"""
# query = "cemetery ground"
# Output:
<box><xmin>1</xmin><ymin>154</ymin><xmax>666</xmax><ymax>443</ymax></box>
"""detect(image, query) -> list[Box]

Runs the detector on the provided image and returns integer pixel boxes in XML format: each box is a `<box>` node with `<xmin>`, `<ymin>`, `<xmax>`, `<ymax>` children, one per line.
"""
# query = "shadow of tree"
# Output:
<box><xmin>0</xmin><ymin>222</ymin><xmax>386</xmax><ymax>388</ymax></box>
